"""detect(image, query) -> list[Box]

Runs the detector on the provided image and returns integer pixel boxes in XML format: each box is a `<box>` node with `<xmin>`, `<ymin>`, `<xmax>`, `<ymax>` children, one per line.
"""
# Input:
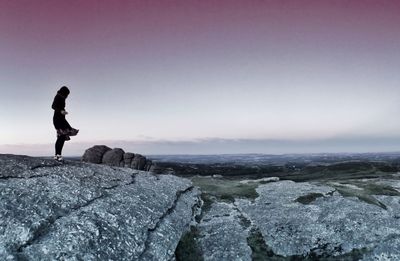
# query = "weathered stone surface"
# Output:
<box><xmin>362</xmin><ymin>236</ymin><xmax>400</xmax><ymax>260</ymax></box>
<box><xmin>235</xmin><ymin>180</ymin><xmax>400</xmax><ymax>259</ymax></box>
<box><xmin>0</xmin><ymin>154</ymin><xmax>201</xmax><ymax>261</ymax></box>
<box><xmin>197</xmin><ymin>202</ymin><xmax>252</xmax><ymax>261</ymax></box>
<box><xmin>144</xmin><ymin>160</ymin><xmax>152</xmax><ymax>171</ymax></box>
<box><xmin>82</xmin><ymin>146</ymin><xmax>165</xmax><ymax>173</ymax></box>
<box><xmin>132</xmin><ymin>154</ymin><xmax>147</xmax><ymax>170</ymax></box>
<box><xmin>140</xmin><ymin>186</ymin><xmax>201</xmax><ymax>260</ymax></box>
<box><xmin>149</xmin><ymin>163</ymin><xmax>163</xmax><ymax>174</ymax></box>
<box><xmin>81</xmin><ymin>145</ymin><xmax>111</xmax><ymax>164</ymax></box>
<box><xmin>123</xmin><ymin>152</ymin><xmax>135</xmax><ymax>168</ymax></box>
<box><xmin>102</xmin><ymin>148</ymin><xmax>125</xmax><ymax>166</ymax></box>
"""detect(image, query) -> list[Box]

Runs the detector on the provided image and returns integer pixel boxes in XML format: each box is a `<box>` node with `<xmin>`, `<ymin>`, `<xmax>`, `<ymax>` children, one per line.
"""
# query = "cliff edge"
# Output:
<box><xmin>0</xmin><ymin>154</ymin><xmax>201</xmax><ymax>260</ymax></box>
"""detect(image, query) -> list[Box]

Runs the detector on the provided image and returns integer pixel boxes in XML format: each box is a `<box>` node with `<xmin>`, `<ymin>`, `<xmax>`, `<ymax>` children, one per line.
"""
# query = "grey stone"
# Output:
<box><xmin>102</xmin><ymin>148</ymin><xmax>125</xmax><ymax>166</ymax></box>
<box><xmin>0</xmin><ymin>154</ymin><xmax>201</xmax><ymax>261</ymax></box>
<box><xmin>362</xmin><ymin>236</ymin><xmax>400</xmax><ymax>260</ymax></box>
<box><xmin>81</xmin><ymin>146</ymin><xmax>167</xmax><ymax>174</ymax></box>
<box><xmin>197</xmin><ymin>202</ymin><xmax>252</xmax><ymax>261</ymax></box>
<box><xmin>82</xmin><ymin>145</ymin><xmax>111</xmax><ymax>164</ymax></box>
<box><xmin>144</xmin><ymin>160</ymin><xmax>152</xmax><ymax>171</ymax></box>
<box><xmin>131</xmin><ymin>154</ymin><xmax>147</xmax><ymax>170</ymax></box>
<box><xmin>140</xmin><ymin>186</ymin><xmax>201</xmax><ymax>260</ymax></box>
<box><xmin>149</xmin><ymin>163</ymin><xmax>163</xmax><ymax>174</ymax></box>
<box><xmin>123</xmin><ymin>153</ymin><xmax>135</xmax><ymax>168</ymax></box>
<box><xmin>236</xmin><ymin>180</ymin><xmax>400</xmax><ymax>258</ymax></box>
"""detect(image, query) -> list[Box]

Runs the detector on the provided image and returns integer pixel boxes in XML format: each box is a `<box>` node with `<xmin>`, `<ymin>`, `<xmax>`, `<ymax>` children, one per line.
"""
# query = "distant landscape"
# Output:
<box><xmin>147</xmin><ymin>152</ymin><xmax>400</xmax><ymax>180</ymax></box>
<box><xmin>145</xmin><ymin>152</ymin><xmax>400</xmax><ymax>260</ymax></box>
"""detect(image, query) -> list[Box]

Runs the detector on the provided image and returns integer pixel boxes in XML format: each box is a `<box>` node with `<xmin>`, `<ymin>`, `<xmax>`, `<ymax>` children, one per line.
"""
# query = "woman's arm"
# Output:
<box><xmin>51</xmin><ymin>95</ymin><xmax>65</xmax><ymax>112</ymax></box>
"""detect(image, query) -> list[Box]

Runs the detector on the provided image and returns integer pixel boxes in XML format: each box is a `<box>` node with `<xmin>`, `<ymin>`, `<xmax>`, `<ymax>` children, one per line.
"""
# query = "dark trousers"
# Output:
<box><xmin>55</xmin><ymin>135</ymin><xmax>66</xmax><ymax>155</ymax></box>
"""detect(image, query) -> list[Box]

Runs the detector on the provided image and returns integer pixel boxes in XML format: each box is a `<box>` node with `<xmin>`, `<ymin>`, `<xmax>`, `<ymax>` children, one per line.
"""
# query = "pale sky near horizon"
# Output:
<box><xmin>1</xmin><ymin>0</ymin><xmax>400</xmax><ymax>155</ymax></box>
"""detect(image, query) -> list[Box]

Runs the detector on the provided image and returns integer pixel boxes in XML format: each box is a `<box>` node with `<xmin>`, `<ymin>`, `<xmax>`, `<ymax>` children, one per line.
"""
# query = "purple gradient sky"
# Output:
<box><xmin>1</xmin><ymin>1</ymin><xmax>400</xmax><ymax>155</ymax></box>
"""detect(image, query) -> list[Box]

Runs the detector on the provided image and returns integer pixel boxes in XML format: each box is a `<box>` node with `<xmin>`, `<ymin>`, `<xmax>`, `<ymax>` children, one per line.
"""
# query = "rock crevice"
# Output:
<box><xmin>0</xmin><ymin>154</ymin><xmax>200</xmax><ymax>261</ymax></box>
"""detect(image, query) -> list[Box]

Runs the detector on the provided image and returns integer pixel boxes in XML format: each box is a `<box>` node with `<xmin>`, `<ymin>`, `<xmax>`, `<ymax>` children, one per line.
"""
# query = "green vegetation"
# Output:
<box><xmin>157</xmin><ymin>162</ymin><xmax>288</xmax><ymax>178</ymax></box>
<box><xmin>357</xmin><ymin>182</ymin><xmax>400</xmax><ymax>196</ymax></box>
<box><xmin>190</xmin><ymin>176</ymin><xmax>260</xmax><ymax>203</ymax></box>
<box><xmin>325</xmin><ymin>181</ymin><xmax>400</xmax><ymax>210</ymax></box>
<box><xmin>247</xmin><ymin>227</ymin><xmax>276</xmax><ymax>261</ymax></box>
<box><xmin>175</xmin><ymin>226</ymin><xmax>203</xmax><ymax>261</ymax></box>
<box><xmin>295</xmin><ymin>193</ymin><xmax>325</xmax><ymax>204</ymax></box>
<box><xmin>157</xmin><ymin>159</ymin><xmax>398</xmax><ymax>182</ymax></box>
<box><xmin>334</xmin><ymin>186</ymin><xmax>387</xmax><ymax>209</ymax></box>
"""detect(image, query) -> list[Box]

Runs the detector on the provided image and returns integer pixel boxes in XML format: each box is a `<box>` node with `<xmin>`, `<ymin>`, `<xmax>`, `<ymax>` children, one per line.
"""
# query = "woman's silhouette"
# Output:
<box><xmin>51</xmin><ymin>86</ymin><xmax>79</xmax><ymax>161</ymax></box>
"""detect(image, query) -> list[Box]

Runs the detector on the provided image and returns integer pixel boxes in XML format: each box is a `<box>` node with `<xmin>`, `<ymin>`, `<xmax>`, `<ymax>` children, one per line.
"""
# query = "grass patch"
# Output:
<box><xmin>247</xmin><ymin>227</ymin><xmax>279</xmax><ymax>261</ymax></box>
<box><xmin>175</xmin><ymin>226</ymin><xmax>203</xmax><ymax>261</ymax></box>
<box><xmin>200</xmin><ymin>193</ymin><xmax>214</xmax><ymax>213</ymax></box>
<box><xmin>338</xmin><ymin>188</ymin><xmax>387</xmax><ymax>210</ymax></box>
<box><xmin>361</xmin><ymin>183</ymin><xmax>400</xmax><ymax>196</ymax></box>
<box><xmin>329</xmin><ymin>184</ymin><xmax>388</xmax><ymax>210</ymax></box>
<box><xmin>325</xmin><ymin>180</ymin><xmax>400</xmax><ymax>210</ymax></box>
<box><xmin>295</xmin><ymin>193</ymin><xmax>325</xmax><ymax>205</ymax></box>
<box><xmin>238</xmin><ymin>214</ymin><xmax>252</xmax><ymax>229</ymax></box>
<box><xmin>190</xmin><ymin>176</ymin><xmax>259</xmax><ymax>202</ymax></box>
<box><xmin>195</xmin><ymin>193</ymin><xmax>215</xmax><ymax>223</ymax></box>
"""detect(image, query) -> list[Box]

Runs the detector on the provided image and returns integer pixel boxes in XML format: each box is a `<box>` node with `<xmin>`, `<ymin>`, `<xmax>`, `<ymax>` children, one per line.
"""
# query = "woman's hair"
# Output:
<box><xmin>58</xmin><ymin>86</ymin><xmax>70</xmax><ymax>97</ymax></box>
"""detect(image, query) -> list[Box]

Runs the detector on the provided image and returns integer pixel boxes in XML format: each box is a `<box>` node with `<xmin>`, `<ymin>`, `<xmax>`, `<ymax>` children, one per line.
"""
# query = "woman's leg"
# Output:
<box><xmin>55</xmin><ymin>135</ymin><xmax>66</xmax><ymax>155</ymax></box>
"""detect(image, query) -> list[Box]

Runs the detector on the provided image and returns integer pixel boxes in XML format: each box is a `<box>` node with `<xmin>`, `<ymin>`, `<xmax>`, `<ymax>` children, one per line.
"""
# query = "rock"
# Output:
<box><xmin>82</xmin><ymin>145</ymin><xmax>111</xmax><ymax>164</ymax></box>
<box><xmin>149</xmin><ymin>163</ymin><xmax>163</xmax><ymax>174</ymax></box>
<box><xmin>123</xmin><ymin>153</ymin><xmax>135</xmax><ymax>168</ymax></box>
<box><xmin>239</xmin><ymin>177</ymin><xmax>279</xmax><ymax>184</ymax></box>
<box><xmin>144</xmin><ymin>160</ymin><xmax>152</xmax><ymax>171</ymax></box>
<box><xmin>102</xmin><ymin>148</ymin><xmax>125</xmax><ymax>166</ymax></box>
<box><xmin>362</xmin><ymin>236</ymin><xmax>400</xmax><ymax>260</ymax></box>
<box><xmin>164</xmin><ymin>168</ymin><xmax>176</xmax><ymax>175</ymax></box>
<box><xmin>235</xmin><ymin>180</ymin><xmax>400</xmax><ymax>258</ymax></box>
<box><xmin>138</xmin><ymin>158</ymin><xmax>146</xmax><ymax>170</ymax></box>
<box><xmin>0</xmin><ymin>154</ymin><xmax>201</xmax><ymax>260</ymax></box>
<box><xmin>81</xmin><ymin>146</ymin><xmax>167</xmax><ymax>174</ymax></box>
<box><xmin>131</xmin><ymin>154</ymin><xmax>147</xmax><ymax>170</ymax></box>
<box><xmin>197</xmin><ymin>202</ymin><xmax>252</xmax><ymax>261</ymax></box>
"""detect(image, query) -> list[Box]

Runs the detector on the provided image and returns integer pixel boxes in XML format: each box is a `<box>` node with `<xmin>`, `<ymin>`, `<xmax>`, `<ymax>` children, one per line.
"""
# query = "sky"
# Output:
<box><xmin>1</xmin><ymin>0</ymin><xmax>400</xmax><ymax>156</ymax></box>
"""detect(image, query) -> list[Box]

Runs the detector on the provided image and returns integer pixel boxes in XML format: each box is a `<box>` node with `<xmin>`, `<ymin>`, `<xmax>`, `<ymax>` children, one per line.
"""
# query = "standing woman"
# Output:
<box><xmin>51</xmin><ymin>86</ymin><xmax>79</xmax><ymax>161</ymax></box>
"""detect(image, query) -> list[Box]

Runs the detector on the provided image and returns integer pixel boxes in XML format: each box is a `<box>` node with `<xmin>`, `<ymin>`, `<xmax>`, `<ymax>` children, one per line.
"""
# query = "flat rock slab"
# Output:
<box><xmin>0</xmin><ymin>154</ymin><xmax>201</xmax><ymax>260</ymax></box>
<box><xmin>197</xmin><ymin>202</ymin><xmax>252</xmax><ymax>261</ymax></box>
<box><xmin>236</xmin><ymin>180</ymin><xmax>400</xmax><ymax>259</ymax></box>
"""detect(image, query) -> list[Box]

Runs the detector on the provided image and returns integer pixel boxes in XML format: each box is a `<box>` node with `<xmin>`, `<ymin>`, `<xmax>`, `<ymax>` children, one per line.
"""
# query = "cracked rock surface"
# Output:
<box><xmin>197</xmin><ymin>202</ymin><xmax>252</xmax><ymax>261</ymax></box>
<box><xmin>0</xmin><ymin>154</ymin><xmax>201</xmax><ymax>260</ymax></box>
<box><xmin>235</xmin><ymin>180</ymin><xmax>400</xmax><ymax>259</ymax></box>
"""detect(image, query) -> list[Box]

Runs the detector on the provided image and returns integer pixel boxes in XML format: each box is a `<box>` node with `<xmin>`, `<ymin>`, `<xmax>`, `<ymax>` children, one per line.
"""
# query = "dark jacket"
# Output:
<box><xmin>52</xmin><ymin>91</ymin><xmax>71</xmax><ymax>130</ymax></box>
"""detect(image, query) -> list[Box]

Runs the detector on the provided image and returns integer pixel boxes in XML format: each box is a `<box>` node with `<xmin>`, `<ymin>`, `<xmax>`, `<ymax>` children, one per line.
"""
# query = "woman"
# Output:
<box><xmin>51</xmin><ymin>86</ymin><xmax>79</xmax><ymax>161</ymax></box>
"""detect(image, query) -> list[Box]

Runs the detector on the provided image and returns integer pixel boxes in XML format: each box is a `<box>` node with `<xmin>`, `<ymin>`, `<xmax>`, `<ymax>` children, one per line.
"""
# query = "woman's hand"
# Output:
<box><xmin>61</xmin><ymin>110</ymin><xmax>69</xmax><ymax>115</ymax></box>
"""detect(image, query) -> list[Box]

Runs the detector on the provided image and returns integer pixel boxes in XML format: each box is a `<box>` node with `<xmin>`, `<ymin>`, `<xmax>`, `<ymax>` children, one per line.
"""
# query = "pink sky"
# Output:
<box><xmin>1</xmin><ymin>1</ymin><xmax>400</xmax><ymax>155</ymax></box>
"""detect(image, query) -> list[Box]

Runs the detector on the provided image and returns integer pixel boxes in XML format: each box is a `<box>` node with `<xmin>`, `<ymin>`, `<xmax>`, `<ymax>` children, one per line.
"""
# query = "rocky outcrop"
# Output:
<box><xmin>0</xmin><ymin>154</ymin><xmax>201</xmax><ymax>260</ymax></box>
<box><xmin>197</xmin><ymin>202</ymin><xmax>252</xmax><ymax>261</ymax></box>
<box><xmin>81</xmin><ymin>145</ymin><xmax>111</xmax><ymax>164</ymax></box>
<box><xmin>102</xmin><ymin>148</ymin><xmax>125</xmax><ymax>166</ymax></box>
<box><xmin>195</xmin><ymin>179</ymin><xmax>400</xmax><ymax>260</ymax></box>
<box><xmin>82</xmin><ymin>145</ymin><xmax>156</xmax><ymax>172</ymax></box>
<box><xmin>123</xmin><ymin>152</ymin><xmax>135</xmax><ymax>168</ymax></box>
<box><xmin>188</xmin><ymin>176</ymin><xmax>400</xmax><ymax>260</ymax></box>
<box><xmin>131</xmin><ymin>154</ymin><xmax>147</xmax><ymax>170</ymax></box>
